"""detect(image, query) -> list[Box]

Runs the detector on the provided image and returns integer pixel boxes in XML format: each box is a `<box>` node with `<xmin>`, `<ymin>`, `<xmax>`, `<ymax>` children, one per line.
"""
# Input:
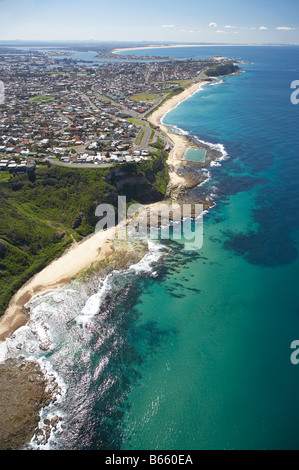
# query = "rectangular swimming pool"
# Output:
<box><xmin>184</xmin><ymin>148</ymin><xmax>206</xmax><ymax>162</ymax></box>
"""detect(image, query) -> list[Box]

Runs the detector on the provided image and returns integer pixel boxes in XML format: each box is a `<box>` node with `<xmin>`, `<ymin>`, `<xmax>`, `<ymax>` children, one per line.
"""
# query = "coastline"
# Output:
<box><xmin>0</xmin><ymin>80</ymin><xmax>209</xmax><ymax>343</ymax></box>
<box><xmin>0</xmin><ymin>228</ymin><xmax>115</xmax><ymax>341</ymax></box>
<box><xmin>0</xmin><ymin>66</ymin><xmax>229</xmax><ymax>451</ymax></box>
<box><xmin>113</xmin><ymin>44</ymin><xmax>240</xmax><ymax>53</ymax></box>
<box><xmin>148</xmin><ymin>79</ymin><xmax>210</xmax><ymax>191</ymax></box>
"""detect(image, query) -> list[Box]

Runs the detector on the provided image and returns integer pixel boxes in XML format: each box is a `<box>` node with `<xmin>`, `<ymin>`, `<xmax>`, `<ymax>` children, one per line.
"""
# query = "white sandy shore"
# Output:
<box><xmin>113</xmin><ymin>44</ymin><xmax>237</xmax><ymax>53</ymax></box>
<box><xmin>0</xmin><ymin>228</ymin><xmax>116</xmax><ymax>341</ymax></box>
<box><xmin>148</xmin><ymin>80</ymin><xmax>209</xmax><ymax>189</ymax></box>
<box><xmin>0</xmin><ymin>79</ymin><xmax>208</xmax><ymax>342</ymax></box>
<box><xmin>114</xmin><ymin>43</ymin><xmax>277</xmax><ymax>54</ymax></box>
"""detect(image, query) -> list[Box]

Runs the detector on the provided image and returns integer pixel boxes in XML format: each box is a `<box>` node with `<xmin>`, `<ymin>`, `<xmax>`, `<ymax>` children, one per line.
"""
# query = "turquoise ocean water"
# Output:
<box><xmin>1</xmin><ymin>45</ymin><xmax>299</xmax><ymax>450</ymax></box>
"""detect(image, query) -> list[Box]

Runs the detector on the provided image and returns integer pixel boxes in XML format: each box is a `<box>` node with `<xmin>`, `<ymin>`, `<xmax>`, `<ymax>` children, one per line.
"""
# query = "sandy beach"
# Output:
<box><xmin>113</xmin><ymin>44</ymin><xmax>235</xmax><ymax>54</ymax></box>
<box><xmin>0</xmin><ymin>227</ymin><xmax>116</xmax><ymax>341</ymax></box>
<box><xmin>148</xmin><ymin>80</ymin><xmax>209</xmax><ymax>190</ymax></box>
<box><xmin>0</xmin><ymin>79</ymin><xmax>208</xmax><ymax>342</ymax></box>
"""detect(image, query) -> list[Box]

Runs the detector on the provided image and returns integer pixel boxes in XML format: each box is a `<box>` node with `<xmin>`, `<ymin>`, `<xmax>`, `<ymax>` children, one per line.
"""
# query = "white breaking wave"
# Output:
<box><xmin>26</xmin><ymin>358</ymin><xmax>67</xmax><ymax>450</ymax></box>
<box><xmin>159</xmin><ymin>77</ymin><xmax>229</xmax><ymax>171</ymax></box>
<box><xmin>197</xmin><ymin>169</ymin><xmax>212</xmax><ymax>187</ymax></box>
<box><xmin>166</xmin><ymin>124</ymin><xmax>189</xmax><ymax>136</ymax></box>
<box><xmin>1</xmin><ymin>239</ymin><xmax>164</xmax><ymax>361</ymax></box>
<box><xmin>128</xmin><ymin>240</ymin><xmax>165</xmax><ymax>276</ymax></box>
<box><xmin>75</xmin><ymin>273</ymin><xmax>114</xmax><ymax>326</ymax></box>
<box><xmin>93</xmin><ymin>354</ymin><xmax>111</xmax><ymax>381</ymax></box>
<box><xmin>209</xmin><ymin>79</ymin><xmax>224</xmax><ymax>86</ymax></box>
<box><xmin>0</xmin><ymin>72</ymin><xmax>233</xmax><ymax>450</ymax></box>
<box><xmin>190</xmin><ymin>138</ymin><xmax>229</xmax><ymax>168</ymax></box>
<box><xmin>196</xmin><ymin>139</ymin><xmax>229</xmax><ymax>161</ymax></box>
<box><xmin>0</xmin><ymin>237</ymin><xmax>166</xmax><ymax>449</ymax></box>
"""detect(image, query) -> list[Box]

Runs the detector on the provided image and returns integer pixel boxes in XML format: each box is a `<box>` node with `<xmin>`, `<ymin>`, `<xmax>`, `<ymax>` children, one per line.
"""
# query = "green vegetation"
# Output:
<box><xmin>51</xmin><ymin>72</ymin><xmax>69</xmax><ymax>77</ymax></box>
<box><xmin>125</xmin><ymin>149</ymin><xmax>169</xmax><ymax>198</ymax></box>
<box><xmin>149</xmin><ymin>129</ymin><xmax>155</xmax><ymax>142</ymax></box>
<box><xmin>0</xmin><ymin>165</ymin><xmax>112</xmax><ymax>315</ymax></box>
<box><xmin>130</xmin><ymin>92</ymin><xmax>163</xmax><ymax>102</ymax></box>
<box><xmin>0</xmin><ymin>173</ymin><xmax>11</xmax><ymax>184</ymax></box>
<box><xmin>137</xmin><ymin>129</ymin><xmax>146</xmax><ymax>146</ymax></box>
<box><xmin>145</xmin><ymin>87</ymin><xmax>185</xmax><ymax>118</ymax></box>
<box><xmin>205</xmin><ymin>62</ymin><xmax>240</xmax><ymax>77</ymax></box>
<box><xmin>29</xmin><ymin>96</ymin><xmax>54</xmax><ymax>103</ymax></box>
<box><xmin>142</xmin><ymin>150</ymin><xmax>169</xmax><ymax>195</ymax></box>
<box><xmin>156</xmin><ymin>79</ymin><xmax>193</xmax><ymax>87</ymax></box>
<box><xmin>150</xmin><ymin>138</ymin><xmax>165</xmax><ymax>150</ymax></box>
<box><xmin>0</xmin><ymin>154</ymin><xmax>169</xmax><ymax>317</ymax></box>
<box><xmin>126</xmin><ymin>118</ymin><xmax>146</xmax><ymax>127</ymax></box>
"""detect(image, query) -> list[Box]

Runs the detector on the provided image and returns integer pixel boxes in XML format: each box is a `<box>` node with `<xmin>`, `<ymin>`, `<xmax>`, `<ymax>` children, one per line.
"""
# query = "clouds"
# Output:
<box><xmin>0</xmin><ymin>0</ymin><xmax>298</xmax><ymax>44</ymax></box>
<box><xmin>180</xmin><ymin>29</ymin><xmax>197</xmax><ymax>33</ymax></box>
<box><xmin>206</xmin><ymin>22</ymin><xmax>296</xmax><ymax>34</ymax></box>
<box><xmin>160</xmin><ymin>22</ymin><xmax>296</xmax><ymax>37</ymax></box>
<box><xmin>209</xmin><ymin>24</ymin><xmax>296</xmax><ymax>33</ymax></box>
<box><xmin>276</xmin><ymin>26</ymin><xmax>296</xmax><ymax>31</ymax></box>
<box><xmin>258</xmin><ymin>25</ymin><xmax>296</xmax><ymax>31</ymax></box>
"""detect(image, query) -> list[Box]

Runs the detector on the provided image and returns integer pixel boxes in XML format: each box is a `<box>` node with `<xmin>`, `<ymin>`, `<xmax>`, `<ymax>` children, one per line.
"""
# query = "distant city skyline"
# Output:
<box><xmin>0</xmin><ymin>0</ymin><xmax>298</xmax><ymax>45</ymax></box>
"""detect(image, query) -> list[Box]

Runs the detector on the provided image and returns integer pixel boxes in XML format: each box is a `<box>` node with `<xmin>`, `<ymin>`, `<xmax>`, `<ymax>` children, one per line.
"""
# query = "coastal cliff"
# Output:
<box><xmin>0</xmin><ymin>63</ymin><xmax>239</xmax><ymax>451</ymax></box>
<box><xmin>0</xmin><ymin>152</ymin><xmax>169</xmax><ymax>320</ymax></box>
<box><xmin>205</xmin><ymin>61</ymin><xmax>241</xmax><ymax>77</ymax></box>
<box><xmin>0</xmin><ymin>150</ymin><xmax>171</xmax><ymax>450</ymax></box>
<box><xmin>106</xmin><ymin>151</ymin><xmax>169</xmax><ymax>203</ymax></box>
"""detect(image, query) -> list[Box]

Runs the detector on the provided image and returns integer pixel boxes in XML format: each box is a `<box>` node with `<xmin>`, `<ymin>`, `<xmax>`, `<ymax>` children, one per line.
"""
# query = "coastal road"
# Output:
<box><xmin>134</xmin><ymin>122</ymin><xmax>153</xmax><ymax>149</ymax></box>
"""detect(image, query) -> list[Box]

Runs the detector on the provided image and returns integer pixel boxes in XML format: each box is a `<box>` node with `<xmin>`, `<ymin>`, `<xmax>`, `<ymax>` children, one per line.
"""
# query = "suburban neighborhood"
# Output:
<box><xmin>0</xmin><ymin>46</ymin><xmax>223</xmax><ymax>172</ymax></box>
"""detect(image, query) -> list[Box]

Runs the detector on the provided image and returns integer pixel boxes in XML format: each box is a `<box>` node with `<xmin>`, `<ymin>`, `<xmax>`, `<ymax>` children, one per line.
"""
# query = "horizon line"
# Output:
<box><xmin>0</xmin><ymin>40</ymin><xmax>298</xmax><ymax>46</ymax></box>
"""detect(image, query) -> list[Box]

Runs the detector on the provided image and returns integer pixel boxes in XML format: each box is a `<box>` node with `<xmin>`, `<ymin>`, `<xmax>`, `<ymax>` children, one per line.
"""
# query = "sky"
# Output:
<box><xmin>0</xmin><ymin>0</ymin><xmax>298</xmax><ymax>44</ymax></box>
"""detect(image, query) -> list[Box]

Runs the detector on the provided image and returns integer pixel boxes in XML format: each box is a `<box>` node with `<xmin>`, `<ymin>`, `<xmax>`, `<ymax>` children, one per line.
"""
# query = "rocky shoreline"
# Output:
<box><xmin>0</xmin><ymin>238</ymin><xmax>150</xmax><ymax>450</ymax></box>
<box><xmin>0</xmin><ymin>77</ymin><xmax>225</xmax><ymax>451</ymax></box>
<box><xmin>0</xmin><ymin>160</ymin><xmax>218</xmax><ymax>450</ymax></box>
<box><xmin>0</xmin><ymin>358</ymin><xmax>61</xmax><ymax>450</ymax></box>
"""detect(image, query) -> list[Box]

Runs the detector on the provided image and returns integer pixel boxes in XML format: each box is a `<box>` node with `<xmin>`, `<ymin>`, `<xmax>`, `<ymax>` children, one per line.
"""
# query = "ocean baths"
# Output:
<box><xmin>184</xmin><ymin>148</ymin><xmax>206</xmax><ymax>163</ymax></box>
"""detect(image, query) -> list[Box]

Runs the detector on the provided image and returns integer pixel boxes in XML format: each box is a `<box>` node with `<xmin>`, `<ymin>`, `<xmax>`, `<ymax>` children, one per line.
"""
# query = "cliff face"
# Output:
<box><xmin>106</xmin><ymin>154</ymin><xmax>169</xmax><ymax>204</ymax></box>
<box><xmin>205</xmin><ymin>62</ymin><xmax>241</xmax><ymax>77</ymax></box>
<box><xmin>0</xmin><ymin>152</ymin><xmax>169</xmax><ymax>318</ymax></box>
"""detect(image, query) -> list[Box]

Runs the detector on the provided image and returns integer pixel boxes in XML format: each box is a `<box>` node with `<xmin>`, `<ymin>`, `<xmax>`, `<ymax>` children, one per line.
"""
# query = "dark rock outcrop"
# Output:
<box><xmin>0</xmin><ymin>358</ymin><xmax>56</xmax><ymax>450</ymax></box>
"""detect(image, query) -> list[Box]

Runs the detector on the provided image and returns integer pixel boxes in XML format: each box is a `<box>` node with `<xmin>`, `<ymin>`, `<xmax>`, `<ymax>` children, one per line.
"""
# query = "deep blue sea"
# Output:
<box><xmin>1</xmin><ymin>45</ymin><xmax>299</xmax><ymax>450</ymax></box>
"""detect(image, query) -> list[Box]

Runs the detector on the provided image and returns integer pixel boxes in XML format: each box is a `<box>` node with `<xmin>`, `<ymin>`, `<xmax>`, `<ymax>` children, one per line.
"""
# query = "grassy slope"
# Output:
<box><xmin>205</xmin><ymin>62</ymin><xmax>240</xmax><ymax>77</ymax></box>
<box><xmin>0</xmin><ymin>154</ymin><xmax>169</xmax><ymax>316</ymax></box>
<box><xmin>0</xmin><ymin>164</ymin><xmax>113</xmax><ymax>314</ymax></box>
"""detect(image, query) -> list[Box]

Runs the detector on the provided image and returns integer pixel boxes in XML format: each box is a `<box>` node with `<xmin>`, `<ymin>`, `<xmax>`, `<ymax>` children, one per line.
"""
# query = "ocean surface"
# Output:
<box><xmin>1</xmin><ymin>45</ymin><xmax>299</xmax><ymax>450</ymax></box>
